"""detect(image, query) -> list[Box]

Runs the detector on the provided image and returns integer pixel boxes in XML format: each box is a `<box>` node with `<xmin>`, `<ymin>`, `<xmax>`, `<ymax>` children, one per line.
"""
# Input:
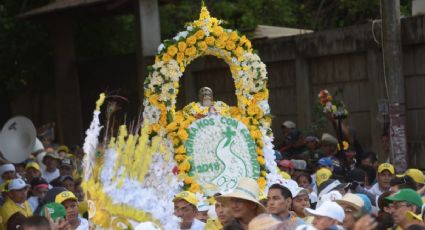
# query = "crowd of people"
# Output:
<box><xmin>0</xmin><ymin>117</ymin><xmax>424</xmax><ymax>230</ymax></box>
<box><xmin>0</xmin><ymin>144</ymin><xmax>88</xmax><ymax>229</ymax></box>
<box><xmin>171</xmin><ymin>120</ymin><xmax>425</xmax><ymax>230</ymax></box>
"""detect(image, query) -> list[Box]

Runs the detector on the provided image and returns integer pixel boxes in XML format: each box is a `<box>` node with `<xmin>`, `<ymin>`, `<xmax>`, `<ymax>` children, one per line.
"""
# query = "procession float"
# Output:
<box><xmin>82</xmin><ymin>5</ymin><xmax>280</xmax><ymax>229</ymax></box>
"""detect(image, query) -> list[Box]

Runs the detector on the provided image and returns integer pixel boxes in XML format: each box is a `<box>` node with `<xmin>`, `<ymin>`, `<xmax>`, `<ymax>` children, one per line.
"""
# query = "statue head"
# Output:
<box><xmin>198</xmin><ymin>87</ymin><xmax>213</xmax><ymax>107</ymax></box>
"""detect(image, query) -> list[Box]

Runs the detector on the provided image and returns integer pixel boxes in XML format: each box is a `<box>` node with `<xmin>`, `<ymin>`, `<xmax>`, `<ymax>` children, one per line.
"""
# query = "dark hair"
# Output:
<box><xmin>390</xmin><ymin>175</ymin><xmax>416</xmax><ymax>190</ymax></box>
<box><xmin>269</xmin><ymin>184</ymin><xmax>292</xmax><ymax>199</ymax></box>
<box><xmin>295</xmin><ymin>172</ymin><xmax>312</xmax><ymax>185</ymax></box>
<box><xmin>7</xmin><ymin>212</ymin><xmax>26</xmax><ymax>230</ymax></box>
<box><xmin>377</xmin><ymin>191</ymin><xmax>394</xmax><ymax>211</ymax></box>
<box><xmin>22</xmin><ymin>216</ymin><xmax>51</xmax><ymax>229</ymax></box>
<box><xmin>407</xmin><ymin>225</ymin><xmax>425</xmax><ymax>230</ymax></box>
<box><xmin>361</xmin><ymin>151</ymin><xmax>378</xmax><ymax>163</ymax></box>
<box><xmin>376</xmin><ymin>212</ymin><xmax>394</xmax><ymax>230</ymax></box>
<box><xmin>359</xmin><ymin>165</ymin><xmax>376</xmax><ymax>186</ymax></box>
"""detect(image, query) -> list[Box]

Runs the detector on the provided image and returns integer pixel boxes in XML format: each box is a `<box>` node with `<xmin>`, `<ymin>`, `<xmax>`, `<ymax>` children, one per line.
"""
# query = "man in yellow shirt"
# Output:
<box><xmin>0</xmin><ymin>178</ymin><xmax>32</xmax><ymax>229</ymax></box>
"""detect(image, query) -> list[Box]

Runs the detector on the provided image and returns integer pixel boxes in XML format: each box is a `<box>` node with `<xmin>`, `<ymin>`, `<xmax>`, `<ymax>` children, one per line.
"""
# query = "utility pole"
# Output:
<box><xmin>380</xmin><ymin>0</ymin><xmax>407</xmax><ymax>172</ymax></box>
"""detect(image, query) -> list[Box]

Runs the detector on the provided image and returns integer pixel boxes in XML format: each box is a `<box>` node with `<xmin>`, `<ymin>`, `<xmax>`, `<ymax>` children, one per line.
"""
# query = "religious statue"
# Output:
<box><xmin>198</xmin><ymin>87</ymin><xmax>214</xmax><ymax>107</ymax></box>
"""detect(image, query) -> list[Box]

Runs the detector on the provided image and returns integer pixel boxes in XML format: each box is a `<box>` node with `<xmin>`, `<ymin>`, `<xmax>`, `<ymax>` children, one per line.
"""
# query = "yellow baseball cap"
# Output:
<box><xmin>55</xmin><ymin>191</ymin><xmax>78</xmax><ymax>204</ymax></box>
<box><xmin>173</xmin><ymin>191</ymin><xmax>198</xmax><ymax>207</ymax></box>
<box><xmin>25</xmin><ymin>162</ymin><xmax>41</xmax><ymax>171</ymax></box>
<box><xmin>377</xmin><ymin>163</ymin><xmax>395</xmax><ymax>175</ymax></box>
<box><xmin>316</xmin><ymin>168</ymin><xmax>332</xmax><ymax>186</ymax></box>
<box><xmin>405</xmin><ymin>169</ymin><xmax>425</xmax><ymax>184</ymax></box>
<box><xmin>279</xmin><ymin>170</ymin><xmax>291</xmax><ymax>180</ymax></box>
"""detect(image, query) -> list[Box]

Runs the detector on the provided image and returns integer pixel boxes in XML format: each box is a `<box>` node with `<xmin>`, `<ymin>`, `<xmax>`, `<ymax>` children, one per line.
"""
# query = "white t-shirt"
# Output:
<box><xmin>76</xmin><ymin>217</ymin><xmax>89</xmax><ymax>230</ymax></box>
<box><xmin>189</xmin><ymin>219</ymin><xmax>205</xmax><ymax>230</ymax></box>
<box><xmin>367</xmin><ymin>183</ymin><xmax>386</xmax><ymax>197</ymax></box>
<box><xmin>28</xmin><ymin>196</ymin><xmax>39</xmax><ymax>212</ymax></box>
<box><xmin>42</xmin><ymin>168</ymin><xmax>60</xmax><ymax>183</ymax></box>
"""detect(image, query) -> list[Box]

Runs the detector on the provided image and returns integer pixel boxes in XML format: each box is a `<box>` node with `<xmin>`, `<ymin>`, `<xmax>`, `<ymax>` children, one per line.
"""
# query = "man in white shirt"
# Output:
<box><xmin>173</xmin><ymin>191</ymin><xmax>205</xmax><ymax>230</ymax></box>
<box><xmin>42</xmin><ymin>152</ymin><xmax>61</xmax><ymax>183</ymax></box>
<box><xmin>367</xmin><ymin>163</ymin><xmax>395</xmax><ymax>197</ymax></box>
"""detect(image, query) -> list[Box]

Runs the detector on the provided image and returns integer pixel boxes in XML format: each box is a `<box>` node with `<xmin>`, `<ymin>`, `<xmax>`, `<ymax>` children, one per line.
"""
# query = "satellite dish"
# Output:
<box><xmin>0</xmin><ymin>116</ymin><xmax>36</xmax><ymax>163</ymax></box>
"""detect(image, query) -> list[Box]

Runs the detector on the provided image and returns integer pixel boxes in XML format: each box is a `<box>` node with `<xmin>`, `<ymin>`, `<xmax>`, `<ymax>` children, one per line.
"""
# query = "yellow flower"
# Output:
<box><xmin>245</xmin><ymin>40</ymin><xmax>252</xmax><ymax>49</ymax></box>
<box><xmin>178</xmin><ymin>42</ymin><xmax>187</xmax><ymax>52</ymax></box>
<box><xmin>151</xmin><ymin>124</ymin><xmax>161</xmax><ymax>133</ymax></box>
<box><xmin>162</xmin><ymin>53</ymin><xmax>172</xmax><ymax>62</ymax></box>
<box><xmin>175</xmin><ymin>154</ymin><xmax>186</xmax><ymax>162</ymax></box>
<box><xmin>184</xmin><ymin>176</ymin><xmax>194</xmax><ymax>184</ymax></box>
<box><xmin>215</xmin><ymin>40</ymin><xmax>225</xmax><ymax>49</ymax></box>
<box><xmin>234</xmin><ymin>46</ymin><xmax>244</xmax><ymax>58</ymax></box>
<box><xmin>186</xmin><ymin>36</ymin><xmax>197</xmax><ymax>46</ymax></box>
<box><xmin>256</xmin><ymin>147</ymin><xmax>263</xmax><ymax>155</ymax></box>
<box><xmin>250</xmin><ymin>129</ymin><xmax>261</xmax><ymax>139</ymax></box>
<box><xmin>167</xmin><ymin>45</ymin><xmax>178</xmax><ymax>57</ymax></box>
<box><xmin>176</xmin><ymin>145</ymin><xmax>185</xmax><ymax>154</ymax></box>
<box><xmin>241</xmin><ymin>117</ymin><xmax>250</xmax><ymax>126</ymax></box>
<box><xmin>257</xmin><ymin>177</ymin><xmax>267</xmax><ymax>190</ymax></box>
<box><xmin>205</xmin><ymin>36</ymin><xmax>215</xmax><ymax>46</ymax></box>
<box><xmin>195</xmin><ymin>30</ymin><xmax>205</xmax><ymax>39</ymax></box>
<box><xmin>239</xmin><ymin>35</ymin><xmax>248</xmax><ymax>46</ymax></box>
<box><xmin>337</xmin><ymin>141</ymin><xmax>350</xmax><ymax>151</ymax></box>
<box><xmin>155</xmin><ymin>55</ymin><xmax>160</xmax><ymax>63</ymax></box>
<box><xmin>213</xmin><ymin>26</ymin><xmax>223</xmax><ymax>37</ymax></box>
<box><xmin>178</xmin><ymin>160</ymin><xmax>191</xmax><ymax>172</ymax></box>
<box><xmin>247</xmin><ymin>105</ymin><xmax>259</xmax><ymax>116</ymax></box>
<box><xmin>225</xmin><ymin>40</ymin><xmax>236</xmax><ymax>51</ymax></box>
<box><xmin>176</xmin><ymin>52</ymin><xmax>185</xmax><ymax>65</ymax></box>
<box><xmin>218</xmin><ymin>32</ymin><xmax>229</xmax><ymax>42</ymax></box>
<box><xmin>257</xmin><ymin>156</ymin><xmax>265</xmax><ymax>165</ymax></box>
<box><xmin>198</xmin><ymin>41</ymin><xmax>208</xmax><ymax>51</ymax></box>
<box><xmin>185</xmin><ymin>46</ymin><xmax>197</xmax><ymax>57</ymax></box>
<box><xmin>229</xmin><ymin>31</ymin><xmax>239</xmax><ymax>41</ymax></box>
<box><xmin>261</xmin><ymin>170</ymin><xmax>267</xmax><ymax>177</ymax></box>
<box><xmin>189</xmin><ymin>183</ymin><xmax>201</xmax><ymax>193</ymax></box>
<box><xmin>200</xmin><ymin>8</ymin><xmax>210</xmax><ymax>19</ymax></box>
<box><xmin>166</xmin><ymin>122</ymin><xmax>178</xmax><ymax>132</ymax></box>
<box><xmin>177</xmin><ymin>129</ymin><xmax>189</xmax><ymax>141</ymax></box>
<box><xmin>230</xmin><ymin>107</ymin><xmax>241</xmax><ymax>116</ymax></box>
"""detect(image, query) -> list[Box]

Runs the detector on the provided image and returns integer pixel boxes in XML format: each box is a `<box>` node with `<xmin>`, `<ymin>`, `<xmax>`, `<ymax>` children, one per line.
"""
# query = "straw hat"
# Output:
<box><xmin>248</xmin><ymin>214</ymin><xmax>281</xmax><ymax>230</ymax></box>
<box><xmin>215</xmin><ymin>177</ymin><xmax>266</xmax><ymax>214</ymax></box>
<box><xmin>336</xmin><ymin>193</ymin><xmax>364</xmax><ymax>212</ymax></box>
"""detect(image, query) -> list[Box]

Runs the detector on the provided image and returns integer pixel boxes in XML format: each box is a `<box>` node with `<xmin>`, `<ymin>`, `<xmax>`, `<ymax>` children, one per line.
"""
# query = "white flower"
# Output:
<box><xmin>173</xmin><ymin>31</ymin><xmax>189</xmax><ymax>41</ymax></box>
<box><xmin>157</xmin><ymin>44</ymin><xmax>165</xmax><ymax>53</ymax></box>
<box><xmin>187</xmin><ymin>26</ymin><xmax>193</xmax><ymax>31</ymax></box>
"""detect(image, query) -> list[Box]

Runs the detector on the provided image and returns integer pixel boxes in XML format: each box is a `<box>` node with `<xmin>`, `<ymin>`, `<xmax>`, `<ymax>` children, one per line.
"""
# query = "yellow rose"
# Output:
<box><xmin>178</xmin><ymin>42</ymin><xmax>187</xmax><ymax>52</ymax></box>
<box><xmin>198</xmin><ymin>41</ymin><xmax>208</xmax><ymax>51</ymax></box>
<box><xmin>184</xmin><ymin>176</ymin><xmax>194</xmax><ymax>184</ymax></box>
<box><xmin>166</xmin><ymin>122</ymin><xmax>178</xmax><ymax>132</ymax></box>
<box><xmin>241</xmin><ymin>117</ymin><xmax>250</xmax><ymax>126</ymax></box>
<box><xmin>175</xmin><ymin>113</ymin><xmax>184</xmax><ymax>123</ymax></box>
<box><xmin>167</xmin><ymin>45</ymin><xmax>178</xmax><ymax>57</ymax></box>
<box><xmin>176</xmin><ymin>145</ymin><xmax>185</xmax><ymax>154</ymax></box>
<box><xmin>229</xmin><ymin>107</ymin><xmax>240</xmax><ymax>116</ymax></box>
<box><xmin>178</xmin><ymin>160</ymin><xmax>191</xmax><ymax>172</ymax></box>
<box><xmin>186</xmin><ymin>36</ymin><xmax>197</xmax><ymax>46</ymax></box>
<box><xmin>195</xmin><ymin>30</ymin><xmax>205</xmax><ymax>39</ymax></box>
<box><xmin>185</xmin><ymin>46</ymin><xmax>197</xmax><ymax>57</ymax></box>
<box><xmin>176</xmin><ymin>52</ymin><xmax>185</xmax><ymax>64</ymax></box>
<box><xmin>247</xmin><ymin>105</ymin><xmax>259</xmax><ymax>116</ymax></box>
<box><xmin>215</xmin><ymin>40</ymin><xmax>225</xmax><ymax>49</ymax></box>
<box><xmin>175</xmin><ymin>154</ymin><xmax>186</xmax><ymax>162</ymax></box>
<box><xmin>213</xmin><ymin>26</ymin><xmax>223</xmax><ymax>37</ymax></box>
<box><xmin>177</xmin><ymin>129</ymin><xmax>189</xmax><ymax>141</ymax></box>
<box><xmin>189</xmin><ymin>183</ymin><xmax>201</xmax><ymax>193</ymax></box>
<box><xmin>261</xmin><ymin>170</ymin><xmax>267</xmax><ymax>177</ymax></box>
<box><xmin>219</xmin><ymin>32</ymin><xmax>229</xmax><ymax>42</ymax></box>
<box><xmin>234</xmin><ymin>46</ymin><xmax>244</xmax><ymax>57</ymax></box>
<box><xmin>225</xmin><ymin>40</ymin><xmax>236</xmax><ymax>50</ymax></box>
<box><xmin>239</xmin><ymin>35</ymin><xmax>248</xmax><ymax>46</ymax></box>
<box><xmin>245</xmin><ymin>40</ymin><xmax>252</xmax><ymax>49</ymax></box>
<box><xmin>257</xmin><ymin>177</ymin><xmax>267</xmax><ymax>189</ymax></box>
<box><xmin>230</xmin><ymin>31</ymin><xmax>239</xmax><ymax>41</ymax></box>
<box><xmin>151</xmin><ymin>124</ymin><xmax>161</xmax><ymax>133</ymax></box>
<box><xmin>205</xmin><ymin>36</ymin><xmax>215</xmax><ymax>46</ymax></box>
<box><xmin>162</xmin><ymin>53</ymin><xmax>172</xmax><ymax>62</ymax></box>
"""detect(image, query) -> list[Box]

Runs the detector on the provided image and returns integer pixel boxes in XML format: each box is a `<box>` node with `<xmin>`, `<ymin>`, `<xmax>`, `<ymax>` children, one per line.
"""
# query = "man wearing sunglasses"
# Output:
<box><xmin>385</xmin><ymin>188</ymin><xmax>423</xmax><ymax>230</ymax></box>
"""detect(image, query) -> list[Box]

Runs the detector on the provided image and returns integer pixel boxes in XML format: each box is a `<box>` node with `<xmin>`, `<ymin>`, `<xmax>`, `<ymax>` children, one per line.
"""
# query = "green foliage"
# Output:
<box><xmin>0</xmin><ymin>0</ymin><xmax>52</xmax><ymax>95</ymax></box>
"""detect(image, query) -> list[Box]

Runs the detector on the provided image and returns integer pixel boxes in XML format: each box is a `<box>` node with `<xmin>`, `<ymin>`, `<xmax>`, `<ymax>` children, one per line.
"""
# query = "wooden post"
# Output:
<box><xmin>380</xmin><ymin>0</ymin><xmax>407</xmax><ymax>172</ymax></box>
<box><xmin>50</xmin><ymin>16</ymin><xmax>83</xmax><ymax>145</ymax></box>
<box><xmin>135</xmin><ymin>0</ymin><xmax>161</xmax><ymax>104</ymax></box>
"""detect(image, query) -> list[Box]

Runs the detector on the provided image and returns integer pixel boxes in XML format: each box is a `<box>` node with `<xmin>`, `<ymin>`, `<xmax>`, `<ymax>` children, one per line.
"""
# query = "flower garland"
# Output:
<box><xmin>142</xmin><ymin>6</ymin><xmax>273</xmax><ymax>192</ymax></box>
<box><xmin>318</xmin><ymin>90</ymin><xmax>349</xmax><ymax>119</ymax></box>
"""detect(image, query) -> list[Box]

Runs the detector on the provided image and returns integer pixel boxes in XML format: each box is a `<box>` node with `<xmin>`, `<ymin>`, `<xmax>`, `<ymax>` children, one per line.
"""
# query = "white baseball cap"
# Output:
<box><xmin>0</xmin><ymin>164</ymin><xmax>15</xmax><ymax>177</ymax></box>
<box><xmin>8</xmin><ymin>178</ymin><xmax>29</xmax><ymax>191</ymax></box>
<box><xmin>282</xmin><ymin>121</ymin><xmax>296</xmax><ymax>129</ymax></box>
<box><xmin>305</xmin><ymin>201</ymin><xmax>345</xmax><ymax>223</ymax></box>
